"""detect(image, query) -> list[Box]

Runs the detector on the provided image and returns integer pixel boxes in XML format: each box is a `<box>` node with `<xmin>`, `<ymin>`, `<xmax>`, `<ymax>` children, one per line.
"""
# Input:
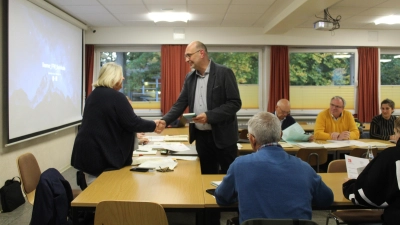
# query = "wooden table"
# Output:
<box><xmin>202</xmin><ymin>173</ymin><xmax>366</xmax><ymax>211</ymax></box>
<box><xmin>238</xmin><ymin>139</ymin><xmax>394</xmax><ymax>159</ymax></box>
<box><xmin>71</xmin><ymin>158</ymin><xmax>204</xmax><ymax>225</ymax></box>
<box><xmin>299</xmin><ymin>123</ymin><xmax>370</xmax><ymax>132</ymax></box>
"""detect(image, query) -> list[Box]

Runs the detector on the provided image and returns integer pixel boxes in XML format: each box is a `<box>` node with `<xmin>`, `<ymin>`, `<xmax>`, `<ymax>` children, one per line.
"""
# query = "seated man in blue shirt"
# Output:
<box><xmin>214</xmin><ymin>112</ymin><xmax>333</xmax><ymax>224</ymax></box>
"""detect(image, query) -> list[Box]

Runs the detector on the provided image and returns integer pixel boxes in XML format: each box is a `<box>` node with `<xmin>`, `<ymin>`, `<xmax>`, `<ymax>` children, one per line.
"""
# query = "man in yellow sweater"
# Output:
<box><xmin>314</xmin><ymin>96</ymin><xmax>359</xmax><ymax>140</ymax></box>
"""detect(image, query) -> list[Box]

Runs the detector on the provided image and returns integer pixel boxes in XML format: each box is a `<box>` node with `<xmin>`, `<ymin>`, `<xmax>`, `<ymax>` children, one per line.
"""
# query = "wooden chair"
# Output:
<box><xmin>17</xmin><ymin>152</ymin><xmax>81</xmax><ymax>205</ymax></box>
<box><xmin>326</xmin><ymin>159</ymin><xmax>346</xmax><ymax>173</ymax></box>
<box><xmin>240</xmin><ymin>218</ymin><xmax>318</xmax><ymax>225</ymax></box>
<box><xmin>94</xmin><ymin>201</ymin><xmax>169</xmax><ymax>225</ymax></box>
<box><xmin>350</xmin><ymin>148</ymin><xmax>378</xmax><ymax>158</ymax></box>
<box><xmin>325</xmin><ymin>159</ymin><xmax>383</xmax><ymax>225</ymax></box>
<box><xmin>296</xmin><ymin>148</ymin><xmax>328</xmax><ymax>172</ymax></box>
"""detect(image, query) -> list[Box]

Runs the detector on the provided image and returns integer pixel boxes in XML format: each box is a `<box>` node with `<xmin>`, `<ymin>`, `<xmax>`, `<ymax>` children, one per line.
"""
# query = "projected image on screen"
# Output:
<box><xmin>8</xmin><ymin>0</ymin><xmax>82</xmax><ymax>142</ymax></box>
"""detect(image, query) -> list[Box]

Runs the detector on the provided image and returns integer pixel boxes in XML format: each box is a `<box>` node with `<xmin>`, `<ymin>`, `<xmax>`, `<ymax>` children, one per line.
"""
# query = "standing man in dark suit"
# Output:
<box><xmin>160</xmin><ymin>41</ymin><xmax>242</xmax><ymax>175</ymax></box>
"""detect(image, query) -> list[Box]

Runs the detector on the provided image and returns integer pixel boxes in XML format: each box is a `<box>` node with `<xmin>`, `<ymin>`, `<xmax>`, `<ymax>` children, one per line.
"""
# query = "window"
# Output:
<box><xmin>208</xmin><ymin>47</ymin><xmax>262</xmax><ymax>115</ymax></box>
<box><xmin>380</xmin><ymin>51</ymin><xmax>400</xmax><ymax>111</ymax></box>
<box><xmin>289</xmin><ymin>49</ymin><xmax>357</xmax><ymax>113</ymax></box>
<box><xmin>97</xmin><ymin>46</ymin><xmax>161</xmax><ymax>115</ymax></box>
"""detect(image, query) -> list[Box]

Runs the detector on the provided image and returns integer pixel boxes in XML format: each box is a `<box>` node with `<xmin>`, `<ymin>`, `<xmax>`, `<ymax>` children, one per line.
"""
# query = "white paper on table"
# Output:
<box><xmin>133</xmin><ymin>150</ymin><xmax>157</xmax><ymax>155</ymax></box>
<box><xmin>237</xmin><ymin>143</ymin><xmax>242</xmax><ymax>149</ymax></box>
<box><xmin>147</xmin><ymin>136</ymin><xmax>165</xmax><ymax>142</ymax></box>
<box><xmin>211</xmin><ymin>181</ymin><xmax>222</xmax><ymax>187</ymax></box>
<box><xmin>164</xmin><ymin>143</ymin><xmax>190</xmax><ymax>151</ymax></box>
<box><xmin>135</xmin><ymin>145</ymin><xmax>153</xmax><ymax>151</ymax></box>
<box><xmin>296</xmin><ymin>142</ymin><xmax>324</xmax><ymax>148</ymax></box>
<box><xmin>323</xmin><ymin>141</ymin><xmax>352</xmax><ymax>148</ymax></box>
<box><xmin>138</xmin><ymin>158</ymin><xmax>178</xmax><ymax>170</ymax></box>
<box><xmin>167</xmin><ymin>156</ymin><xmax>198</xmax><ymax>161</ymax></box>
<box><xmin>279</xmin><ymin>142</ymin><xmax>293</xmax><ymax>148</ymax></box>
<box><xmin>345</xmin><ymin>155</ymin><xmax>370</xmax><ymax>179</ymax></box>
<box><xmin>363</xmin><ymin>142</ymin><xmax>391</xmax><ymax>148</ymax></box>
<box><xmin>282</xmin><ymin>123</ymin><xmax>311</xmax><ymax>142</ymax></box>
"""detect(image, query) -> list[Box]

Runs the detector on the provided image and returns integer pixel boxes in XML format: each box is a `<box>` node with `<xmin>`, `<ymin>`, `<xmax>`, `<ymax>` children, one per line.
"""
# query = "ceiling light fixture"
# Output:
<box><xmin>149</xmin><ymin>12</ymin><xmax>190</xmax><ymax>23</ymax></box>
<box><xmin>374</xmin><ymin>15</ymin><xmax>400</xmax><ymax>25</ymax></box>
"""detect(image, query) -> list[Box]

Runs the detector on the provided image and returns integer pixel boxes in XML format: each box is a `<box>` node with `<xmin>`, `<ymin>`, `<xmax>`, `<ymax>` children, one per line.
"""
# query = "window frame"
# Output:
<box><xmin>379</xmin><ymin>48</ymin><xmax>400</xmax><ymax>115</ymax></box>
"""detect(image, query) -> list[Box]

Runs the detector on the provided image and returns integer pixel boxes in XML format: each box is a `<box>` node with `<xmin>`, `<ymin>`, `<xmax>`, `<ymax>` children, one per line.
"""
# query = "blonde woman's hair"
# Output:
<box><xmin>93</xmin><ymin>62</ymin><xmax>123</xmax><ymax>88</ymax></box>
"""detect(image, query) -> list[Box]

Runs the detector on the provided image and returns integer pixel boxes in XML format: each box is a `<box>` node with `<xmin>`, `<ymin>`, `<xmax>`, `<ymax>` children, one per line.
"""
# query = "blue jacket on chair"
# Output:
<box><xmin>30</xmin><ymin>168</ymin><xmax>73</xmax><ymax>225</ymax></box>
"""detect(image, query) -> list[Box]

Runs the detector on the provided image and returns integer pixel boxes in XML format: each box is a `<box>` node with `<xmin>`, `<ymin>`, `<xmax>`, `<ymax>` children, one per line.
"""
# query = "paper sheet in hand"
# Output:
<box><xmin>345</xmin><ymin>155</ymin><xmax>370</xmax><ymax>179</ymax></box>
<box><xmin>182</xmin><ymin>113</ymin><xmax>196</xmax><ymax>122</ymax></box>
<box><xmin>282</xmin><ymin>123</ymin><xmax>311</xmax><ymax>142</ymax></box>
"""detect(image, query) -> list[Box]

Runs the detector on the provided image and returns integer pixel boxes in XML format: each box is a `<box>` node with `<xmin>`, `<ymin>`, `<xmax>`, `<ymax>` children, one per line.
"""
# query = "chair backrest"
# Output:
<box><xmin>350</xmin><ymin>148</ymin><xmax>378</xmax><ymax>158</ymax></box>
<box><xmin>94</xmin><ymin>201</ymin><xmax>169</xmax><ymax>225</ymax></box>
<box><xmin>296</xmin><ymin>148</ymin><xmax>328</xmax><ymax>172</ymax></box>
<box><xmin>241</xmin><ymin>218</ymin><xmax>318</xmax><ymax>225</ymax></box>
<box><xmin>327</xmin><ymin>159</ymin><xmax>347</xmax><ymax>173</ymax></box>
<box><xmin>17</xmin><ymin>152</ymin><xmax>41</xmax><ymax>205</ymax></box>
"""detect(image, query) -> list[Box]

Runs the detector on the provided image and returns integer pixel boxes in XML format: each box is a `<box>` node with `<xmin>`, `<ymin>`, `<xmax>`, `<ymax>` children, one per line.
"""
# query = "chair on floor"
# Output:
<box><xmin>296</xmin><ymin>148</ymin><xmax>328</xmax><ymax>172</ymax></box>
<box><xmin>240</xmin><ymin>218</ymin><xmax>318</xmax><ymax>225</ymax></box>
<box><xmin>17</xmin><ymin>152</ymin><xmax>81</xmax><ymax>205</ymax></box>
<box><xmin>325</xmin><ymin>160</ymin><xmax>383</xmax><ymax>225</ymax></box>
<box><xmin>350</xmin><ymin>148</ymin><xmax>378</xmax><ymax>158</ymax></box>
<box><xmin>94</xmin><ymin>201</ymin><xmax>169</xmax><ymax>225</ymax></box>
<box><xmin>327</xmin><ymin>159</ymin><xmax>346</xmax><ymax>173</ymax></box>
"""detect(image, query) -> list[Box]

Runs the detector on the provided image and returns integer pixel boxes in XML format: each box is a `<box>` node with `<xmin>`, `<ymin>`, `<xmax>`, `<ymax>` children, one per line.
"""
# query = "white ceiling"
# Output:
<box><xmin>45</xmin><ymin>0</ymin><xmax>400</xmax><ymax>34</ymax></box>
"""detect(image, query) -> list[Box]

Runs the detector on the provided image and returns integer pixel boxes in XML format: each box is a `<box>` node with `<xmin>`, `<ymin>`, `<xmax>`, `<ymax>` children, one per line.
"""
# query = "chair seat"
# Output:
<box><xmin>330</xmin><ymin>210</ymin><xmax>383</xmax><ymax>223</ymax></box>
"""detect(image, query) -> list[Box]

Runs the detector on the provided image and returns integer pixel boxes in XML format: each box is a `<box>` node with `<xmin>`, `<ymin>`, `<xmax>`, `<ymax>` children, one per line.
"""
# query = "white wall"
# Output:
<box><xmin>0</xmin><ymin>1</ymin><xmax>76</xmax><ymax>188</ymax></box>
<box><xmin>86</xmin><ymin>26</ymin><xmax>400</xmax><ymax>47</ymax></box>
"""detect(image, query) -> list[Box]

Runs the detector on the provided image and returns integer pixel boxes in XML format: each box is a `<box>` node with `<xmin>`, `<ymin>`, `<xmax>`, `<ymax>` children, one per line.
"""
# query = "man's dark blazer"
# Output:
<box><xmin>162</xmin><ymin>61</ymin><xmax>242</xmax><ymax>149</ymax></box>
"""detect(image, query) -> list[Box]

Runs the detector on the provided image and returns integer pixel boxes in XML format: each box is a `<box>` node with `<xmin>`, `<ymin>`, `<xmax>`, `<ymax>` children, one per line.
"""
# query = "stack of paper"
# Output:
<box><xmin>296</xmin><ymin>142</ymin><xmax>324</xmax><ymax>148</ymax></box>
<box><xmin>164</xmin><ymin>135</ymin><xmax>188</xmax><ymax>142</ymax></box>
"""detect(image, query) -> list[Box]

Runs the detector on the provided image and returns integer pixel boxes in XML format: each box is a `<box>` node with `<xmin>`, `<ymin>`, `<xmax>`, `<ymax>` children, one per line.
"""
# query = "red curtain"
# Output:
<box><xmin>85</xmin><ymin>45</ymin><xmax>95</xmax><ymax>99</ymax></box>
<box><xmin>160</xmin><ymin>45</ymin><xmax>191</xmax><ymax>115</ymax></box>
<box><xmin>357</xmin><ymin>47</ymin><xmax>379</xmax><ymax>122</ymax></box>
<box><xmin>268</xmin><ymin>46</ymin><xmax>290</xmax><ymax>112</ymax></box>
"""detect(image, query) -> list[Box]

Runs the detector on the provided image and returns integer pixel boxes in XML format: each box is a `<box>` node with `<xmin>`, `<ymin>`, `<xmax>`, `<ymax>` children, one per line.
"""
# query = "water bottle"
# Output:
<box><xmin>365</xmin><ymin>145</ymin><xmax>374</xmax><ymax>161</ymax></box>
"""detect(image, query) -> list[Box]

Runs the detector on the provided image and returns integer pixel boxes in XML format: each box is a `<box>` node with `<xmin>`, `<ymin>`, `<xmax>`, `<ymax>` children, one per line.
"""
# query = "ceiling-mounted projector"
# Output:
<box><xmin>314</xmin><ymin>21</ymin><xmax>334</xmax><ymax>30</ymax></box>
<box><xmin>314</xmin><ymin>8</ymin><xmax>341</xmax><ymax>31</ymax></box>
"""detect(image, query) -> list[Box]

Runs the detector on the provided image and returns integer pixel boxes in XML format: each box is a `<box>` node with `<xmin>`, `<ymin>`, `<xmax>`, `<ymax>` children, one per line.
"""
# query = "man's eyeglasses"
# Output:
<box><xmin>184</xmin><ymin>50</ymin><xmax>201</xmax><ymax>59</ymax></box>
<box><xmin>278</xmin><ymin>106</ymin><xmax>290</xmax><ymax>115</ymax></box>
<box><xmin>330</xmin><ymin>103</ymin><xmax>343</xmax><ymax>109</ymax></box>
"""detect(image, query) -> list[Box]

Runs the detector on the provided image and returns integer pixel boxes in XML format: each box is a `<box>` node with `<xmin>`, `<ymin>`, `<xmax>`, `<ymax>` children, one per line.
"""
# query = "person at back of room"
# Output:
<box><xmin>314</xmin><ymin>96</ymin><xmax>359</xmax><ymax>140</ymax></box>
<box><xmin>274</xmin><ymin>98</ymin><xmax>314</xmax><ymax>141</ymax></box>
<box><xmin>71</xmin><ymin>62</ymin><xmax>164</xmax><ymax>189</ymax></box>
<box><xmin>370</xmin><ymin>98</ymin><xmax>398</xmax><ymax>141</ymax></box>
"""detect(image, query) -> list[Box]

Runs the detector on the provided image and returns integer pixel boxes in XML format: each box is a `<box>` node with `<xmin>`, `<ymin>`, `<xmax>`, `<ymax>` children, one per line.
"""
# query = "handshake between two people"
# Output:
<box><xmin>153</xmin><ymin>120</ymin><xmax>167</xmax><ymax>134</ymax></box>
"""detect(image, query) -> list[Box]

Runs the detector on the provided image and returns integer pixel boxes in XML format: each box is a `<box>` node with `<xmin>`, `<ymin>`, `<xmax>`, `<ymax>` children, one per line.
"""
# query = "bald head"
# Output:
<box><xmin>275</xmin><ymin>99</ymin><xmax>291</xmax><ymax>120</ymax></box>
